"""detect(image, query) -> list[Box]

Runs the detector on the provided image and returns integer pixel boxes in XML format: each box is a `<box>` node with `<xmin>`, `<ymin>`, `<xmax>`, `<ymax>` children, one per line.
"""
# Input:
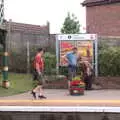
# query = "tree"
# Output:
<box><xmin>61</xmin><ymin>12</ymin><xmax>80</xmax><ymax>34</ymax></box>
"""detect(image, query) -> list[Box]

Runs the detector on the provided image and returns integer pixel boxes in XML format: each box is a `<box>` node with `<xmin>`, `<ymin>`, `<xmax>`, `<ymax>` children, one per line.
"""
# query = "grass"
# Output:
<box><xmin>0</xmin><ymin>73</ymin><xmax>33</xmax><ymax>97</ymax></box>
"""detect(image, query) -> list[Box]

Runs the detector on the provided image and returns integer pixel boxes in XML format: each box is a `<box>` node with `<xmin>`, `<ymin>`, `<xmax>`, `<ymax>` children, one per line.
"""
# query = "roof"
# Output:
<box><xmin>5</xmin><ymin>21</ymin><xmax>49</xmax><ymax>34</ymax></box>
<box><xmin>82</xmin><ymin>0</ymin><xmax>120</xmax><ymax>7</ymax></box>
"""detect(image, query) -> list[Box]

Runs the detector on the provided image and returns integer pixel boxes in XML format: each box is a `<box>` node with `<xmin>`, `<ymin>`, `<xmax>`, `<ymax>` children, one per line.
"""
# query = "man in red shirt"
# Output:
<box><xmin>31</xmin><ymin>48</ymin><xmax>46</xmax><ymax>99</ymax></box>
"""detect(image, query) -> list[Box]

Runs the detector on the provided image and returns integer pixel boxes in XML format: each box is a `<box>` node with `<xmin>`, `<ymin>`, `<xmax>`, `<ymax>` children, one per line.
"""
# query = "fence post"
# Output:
<box><xmin>27</xmin><ymin>40</ymin><xmax>30</xmax><ymax>74</ymax></box>
<box><xmin>8</xmin><ymin>19</ymin><xmax>12</xmax><ymax>51</ymax></box>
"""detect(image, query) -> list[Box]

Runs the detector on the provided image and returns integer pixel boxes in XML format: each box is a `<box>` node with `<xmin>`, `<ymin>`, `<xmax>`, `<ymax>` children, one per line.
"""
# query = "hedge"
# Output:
<box><xmin>98</xmin><ymin>47</ymin><xmax>120</xmax><ymax>76</ymax></box>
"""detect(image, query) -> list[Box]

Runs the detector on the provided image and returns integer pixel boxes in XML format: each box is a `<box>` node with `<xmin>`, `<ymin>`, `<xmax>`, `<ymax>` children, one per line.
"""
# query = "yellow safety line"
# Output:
<box><xmin>0</xmin><ymin>100</ymin><xmax>120</xmax><ymax>103</ymax></box>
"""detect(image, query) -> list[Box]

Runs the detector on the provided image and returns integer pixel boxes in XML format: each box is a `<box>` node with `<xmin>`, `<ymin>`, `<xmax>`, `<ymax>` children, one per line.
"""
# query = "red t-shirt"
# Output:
<box><xmin>33</xmin><ymin>54</ymin><xmax>44</xmax><ymax>72</ymax></box>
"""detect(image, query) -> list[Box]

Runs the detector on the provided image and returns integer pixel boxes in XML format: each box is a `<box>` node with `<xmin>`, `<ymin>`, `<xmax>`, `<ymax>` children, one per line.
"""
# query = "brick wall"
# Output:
<box><xmin>5</xmin><ymin>21</ymin><xmax>50</xmax><ymax>51</ymax></box>
<box><xmin>86</xmin><ymin>3</ymin><xmax>120</xmax><ymax>36</ymax></box>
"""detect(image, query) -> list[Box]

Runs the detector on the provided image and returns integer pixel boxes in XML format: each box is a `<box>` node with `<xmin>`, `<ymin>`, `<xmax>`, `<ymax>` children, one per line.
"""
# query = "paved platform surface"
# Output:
<box><xmin>0</xmin><ymin>89</ymin><xmax>120</xmax><ymax>106</ymax></box>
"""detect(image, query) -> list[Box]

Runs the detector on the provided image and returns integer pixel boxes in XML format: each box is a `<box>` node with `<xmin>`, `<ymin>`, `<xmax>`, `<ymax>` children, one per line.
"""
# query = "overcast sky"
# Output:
<box><xmin>4</xmin><ymin>0</ymin><xmax>86</xmax><ymax>34</ymax></box>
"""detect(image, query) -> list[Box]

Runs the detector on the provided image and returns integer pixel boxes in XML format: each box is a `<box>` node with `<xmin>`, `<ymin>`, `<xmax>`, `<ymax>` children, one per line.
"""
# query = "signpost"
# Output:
<box><xmin>56</xmin><ymin>34</ymin><xmax>98</xmax><ymax>77</ymax></box>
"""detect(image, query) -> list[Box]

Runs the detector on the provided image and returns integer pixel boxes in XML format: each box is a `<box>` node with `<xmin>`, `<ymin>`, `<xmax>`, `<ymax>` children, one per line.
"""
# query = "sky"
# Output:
<box><xmin>4</xmin><ymin>0</ymin><xmax>86</xmax><ymax>34</ymax></box>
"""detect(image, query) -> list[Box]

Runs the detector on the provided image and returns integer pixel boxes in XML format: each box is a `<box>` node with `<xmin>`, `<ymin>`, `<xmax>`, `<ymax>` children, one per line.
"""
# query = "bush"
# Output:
<box><xmin>98</xmin><ymin>47</ymin><xmax>120</xmax><ymax>76</ymax></box>
<box><xmin>44</xmin><ymin>52</ymin><xmax>56</xmax><ymax>75</ymax></box>
<box><xmin>59</xmin><ymin>66</ymin><xmax>68</xmax><ymax>76</ymax></box>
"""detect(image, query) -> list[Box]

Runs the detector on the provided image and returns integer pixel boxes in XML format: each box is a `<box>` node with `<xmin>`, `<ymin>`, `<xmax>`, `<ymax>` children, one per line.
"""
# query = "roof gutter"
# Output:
<box><xmin>81</xmin><ymin>0</ymin><xmax>120</xmax><ymax>7</ymax></box>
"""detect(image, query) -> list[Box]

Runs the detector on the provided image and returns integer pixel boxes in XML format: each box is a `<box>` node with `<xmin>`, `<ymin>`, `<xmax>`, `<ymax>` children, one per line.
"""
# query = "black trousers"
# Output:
<box><xmin>84</xmin><ymin>75</ymin><xmax>92</xmax><ymax>90</ymax></box>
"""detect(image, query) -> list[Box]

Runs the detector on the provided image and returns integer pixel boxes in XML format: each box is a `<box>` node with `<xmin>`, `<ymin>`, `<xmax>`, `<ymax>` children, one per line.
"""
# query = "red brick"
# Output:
<box><xmin>86</xmin><ymin>3</ymin><xmax>120</xmax><ymax>36</ymax></box>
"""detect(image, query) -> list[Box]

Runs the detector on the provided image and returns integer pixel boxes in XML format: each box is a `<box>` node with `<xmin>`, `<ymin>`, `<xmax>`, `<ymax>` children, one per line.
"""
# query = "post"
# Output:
<box><xmin>7</xmin><ymin>19</ymin><xmax>12</xmax><ymax>50</ymax></box>
<box><xmin>27</xmin><ymin>40</ymin><xmax>30</xmax><ymax>74</ymax></box>
<box><xmin>2</xmin><ymin>30</ymin><xmax>9</xmax><ymax>88</ymax></box>
<box><xmin>95</xmin><ymin>36</ymin><xmax>98</xmax><ymax>77</ymax></box>
<box><xmin>56</xmin><ymin>35</ymin><xmax>59</xmax><ymax>75</ymax></box>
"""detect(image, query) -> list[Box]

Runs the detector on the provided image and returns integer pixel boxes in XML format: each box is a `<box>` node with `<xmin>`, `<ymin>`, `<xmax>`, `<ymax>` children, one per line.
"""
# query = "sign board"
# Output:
<box><xmin>56</xmin><ymin>34</ymin><xmax>98</xmax><ymax>76</ymax></box>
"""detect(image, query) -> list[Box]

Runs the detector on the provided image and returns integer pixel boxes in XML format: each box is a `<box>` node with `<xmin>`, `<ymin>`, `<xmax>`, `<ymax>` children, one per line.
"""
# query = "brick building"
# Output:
<box><xmin>5</xmin><ymin>20</ymin><xmax>50</xmax><ymax>50</ymax></box>
<box><xmin>82</xmin><ymin>0</ymin><xmax>120</xmax><ymax>36</ymax></box>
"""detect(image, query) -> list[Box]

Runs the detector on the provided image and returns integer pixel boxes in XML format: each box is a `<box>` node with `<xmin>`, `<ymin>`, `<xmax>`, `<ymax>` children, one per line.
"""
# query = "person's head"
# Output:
<box><xmin>37</xmin><ymin>48</ymin><xmax>45</xmax><ymax>56</ymax></box>
<box><xmin>72</xmin><ymin>47</ymin><xmax>77</xmax><ymax>54</ymax></box>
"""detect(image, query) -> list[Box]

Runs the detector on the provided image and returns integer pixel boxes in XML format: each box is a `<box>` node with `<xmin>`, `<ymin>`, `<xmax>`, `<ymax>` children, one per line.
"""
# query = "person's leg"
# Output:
<box><xmin>31</xmin><ymin>85</ymin><xmax>40</xmax><ymax>99</ymax></box>
<box><xmin>84</xmin><ymin>76</ymin><xmax>89</xmax><ymax>90</ymax></box>
<box><xmin>31</xmin><ymin>72</ymin><xmax>42</xmax><ymax>99</ymax></box>
<box><xmin>68</xmin><ymin>65</ymin><xmax>72</xmax><ymax>89</ymax></box>
<box><xmin>72</xmin><ymin>65</ymin><xmax>77</xmax><ymax>78</ymax></box>
<box><xmin>33</xmin><ymin>69</ymin><xmax>37</xmax><ymax>81</ymax></box>
<box><xmin>33</xmin><ymin>85</ymin><xmax>40</xmax><ymax>92</ymax></box>
<box><xmin>31</xmin><ymin>70</ymin><xmax>40</xmax><ymax>99</ymax></box>
<box><xmin>88</xmin><ymin>76</ymin><xmax>92</xmax><ymax>90</ymax></box>
<box><xmin>38</xmin><ymin>74</ymin><xmax>46</xmax><ymax>99</ymax></box>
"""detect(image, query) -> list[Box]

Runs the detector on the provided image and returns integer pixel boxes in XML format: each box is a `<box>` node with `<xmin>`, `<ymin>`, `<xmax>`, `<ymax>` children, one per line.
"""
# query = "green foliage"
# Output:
<box><xmin>44</xmin><ymin>52</ymin><xmax>56</xmax><ymax>75</ymax></box>
<box><xmin>59</xmin><ymin>66</ymin><xmax>68</xmax><ymax>76</ymax></box>
<box><xmin>61</xmin><ymin>12</ymin><xmax>80</xmax><ymax>34</ymax></box>
<box><xmin>98</xmin><ymin>41</ymin><xmax>109</xmax><ymax>51</ymax></box>
<box><xmin>98</xmin><ymin>47</ymin><xmax>120</xmax><ymax>76</ymax></box>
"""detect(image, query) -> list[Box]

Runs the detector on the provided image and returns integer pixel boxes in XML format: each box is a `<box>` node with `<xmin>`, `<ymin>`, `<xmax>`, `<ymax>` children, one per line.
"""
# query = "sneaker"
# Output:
<box><xmin>38</xmin><ymin>95</ymin><xmax>47</xmax><ymax>99</ymax></box>
<box><xmin>31</xmin><ymin>91</ymin><xmax>36</xmax><ymax>99</ymax></box>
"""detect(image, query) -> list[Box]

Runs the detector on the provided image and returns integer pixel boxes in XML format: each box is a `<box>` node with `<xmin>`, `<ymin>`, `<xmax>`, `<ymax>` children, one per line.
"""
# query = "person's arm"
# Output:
<box><xmin>62</xmin><ymin>54</ymin><xmax>68</xmax><ymax>63</ymax></box>
<box><xmin>41</xmin><ymin>59</ymin><xmax>44</xmax><ymax>74</ymax></box>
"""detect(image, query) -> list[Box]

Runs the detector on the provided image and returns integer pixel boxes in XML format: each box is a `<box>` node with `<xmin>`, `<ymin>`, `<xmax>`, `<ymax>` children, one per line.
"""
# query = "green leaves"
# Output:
<box><xmin>44</xmin><ymin>52</ymin><xmax>56</xmax><ymax>75</ymax></box>
<box><xmin>61</xmin><ymin>12</ymin><xmax>80</xmax><ymax>34</ymax></box>
<box><xmin>99</xmin><ymin>47</ymin><xmax>120</xmax><ymax>76</ymax></box>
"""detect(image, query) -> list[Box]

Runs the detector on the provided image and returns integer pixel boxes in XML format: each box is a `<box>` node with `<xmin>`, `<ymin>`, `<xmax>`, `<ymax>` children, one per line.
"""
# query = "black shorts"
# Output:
<box><xmin>33</xmin><ymin>69</ymin><xmax>43</xmax><ymax>85</ymax></box>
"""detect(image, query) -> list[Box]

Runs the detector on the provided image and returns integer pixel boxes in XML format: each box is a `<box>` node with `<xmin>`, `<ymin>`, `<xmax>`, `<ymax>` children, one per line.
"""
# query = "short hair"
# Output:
<box><xmin>72</xmin><ymin>47</ymin><xmax>77</xmax><ymax>50</ymax></box>
<box><xmin>37</xmin><ymin>48</ymin><xmax>44</xmax><ymax>52</ymax></box>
